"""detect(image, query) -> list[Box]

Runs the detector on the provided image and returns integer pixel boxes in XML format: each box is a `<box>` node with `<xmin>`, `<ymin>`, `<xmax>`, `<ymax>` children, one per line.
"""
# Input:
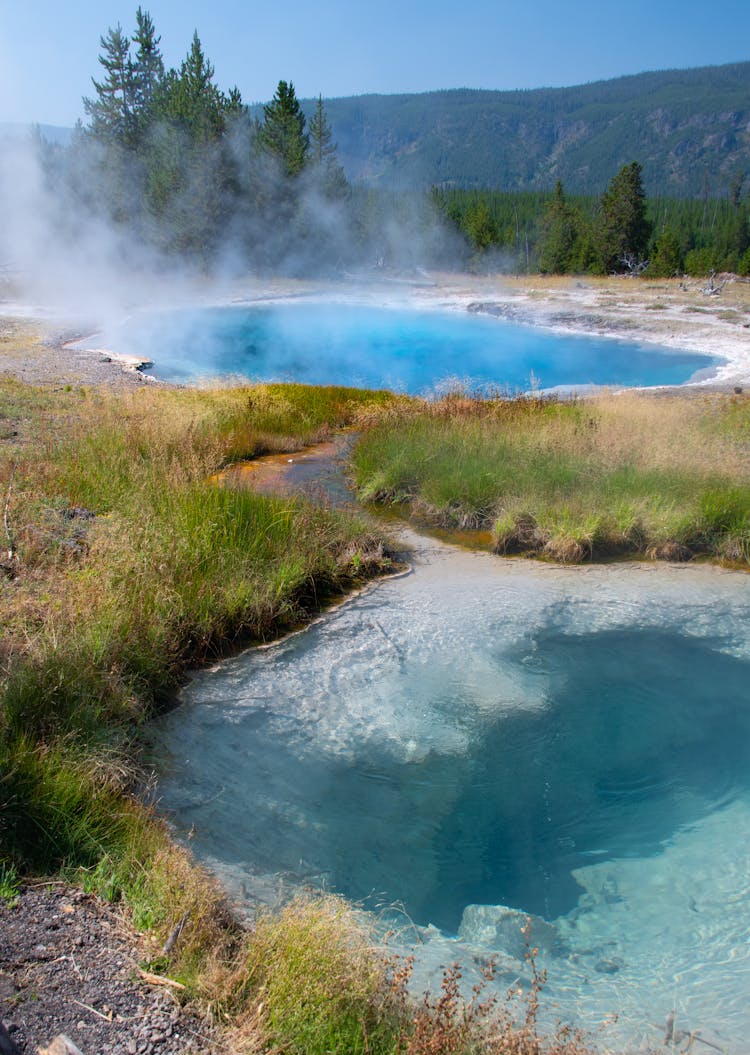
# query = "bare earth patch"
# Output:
<box><xmin>0</xmin><ymin>885</ymin><xmax>227</xmax><ymax>1055</ymax></box>
<box><xmin>0</xmin><ymin>319</ymin><xmax>148</xmax><ymax>389</ymax></box>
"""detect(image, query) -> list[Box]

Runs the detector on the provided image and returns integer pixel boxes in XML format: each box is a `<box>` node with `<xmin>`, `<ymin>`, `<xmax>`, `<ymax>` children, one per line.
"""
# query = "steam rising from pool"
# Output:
<box><xmin>152</xmin><ymin>543</ymin><xmax>750</xmax><ymax>1050</ymax></box>
<box><xmin>115</xmin><ymin>301</ymin><xmax>716</xmax><ymax>392</ymax></box>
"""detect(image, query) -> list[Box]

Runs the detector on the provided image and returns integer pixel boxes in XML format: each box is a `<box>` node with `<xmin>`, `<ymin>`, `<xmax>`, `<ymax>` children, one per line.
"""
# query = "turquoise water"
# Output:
<box><xmin>118</xmin><ymin>302</ymin><xmax>717</xmax><ymax>392</ymax></box>
<box><xmin>152</xmin><ymin>551</ymin><xmax>750</xmax><ymax>1050</ymax></box>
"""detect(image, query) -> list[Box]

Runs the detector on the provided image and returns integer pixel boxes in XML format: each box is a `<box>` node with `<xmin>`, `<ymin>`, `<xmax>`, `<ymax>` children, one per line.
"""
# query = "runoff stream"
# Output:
<box><xmin>150</xmin><ymin>446</ymin><xmax>750</xmax><ymax>1054</ymax></box>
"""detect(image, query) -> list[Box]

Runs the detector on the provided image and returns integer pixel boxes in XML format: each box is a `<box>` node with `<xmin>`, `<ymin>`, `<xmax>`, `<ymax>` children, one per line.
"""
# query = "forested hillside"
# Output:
<box><xmin>312</xmin><ymin>63</ymin><xmax>750</xmax><ymax>196</ymax></box>
<box><xmin>6</xmin><ymin>12</ymin><xmax>747</xmax><ymax>279</ymax></box>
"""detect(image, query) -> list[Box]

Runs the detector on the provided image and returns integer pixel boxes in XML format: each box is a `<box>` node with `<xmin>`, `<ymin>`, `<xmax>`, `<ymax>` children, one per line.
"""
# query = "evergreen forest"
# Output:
<box><xmin>21</xmin><ymin>10</ymin><xmax>750</xmax><ymax>277</ymax></box>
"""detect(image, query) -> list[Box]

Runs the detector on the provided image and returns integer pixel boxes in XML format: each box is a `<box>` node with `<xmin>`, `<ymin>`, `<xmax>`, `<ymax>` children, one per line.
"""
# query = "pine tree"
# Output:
<box><xmin>83</xmin><ymin>25</ymin><xmax>136</xmax><ymax>146</ymax></box>
<box><xmin>225</xmin><ymin>86</ymin><xmax>246</xmax><ymax>117</ymax></box>
<box><xmin>538</xmin><ymin>181</ymin><xmax>586</xmax><ymax>273</ymax></box>
<box><xmin>594</xmin><ymin>161</ymin><xmax>652</xmax><ymax>273</ymax></box>
<box><xmin>257</xmin><ymin>81</ymin><xmax>309</xmax><ymax>177</ymax></box>
<box><xmin>308</xmin><ymin>95</ymin><xmax>348</xmax><ymax>198</ymax></box>
<box><xmin>142</xmin><ymin>33</ymin><xmax>242</xmax><ymax>256</ymax></box>
<box><xmin>464</xmin><ymin>199</ymin><xmax>499</xmax><ymax>252</ymax></box>
<box><xmin>131</xmin><ymin>7</ymin><xmax>163</xmax><ymax>130</ymax></box>
<box><xmin>161</xmin><ymin>32</ymin><xmax>227</xmax><ymax>143</ymax></box>
<box><xmin>648</xmin><ymin>226</ymin><xmax>684</xmax><ymax>277</ymax></box>
<box><xmin>309</xmin><ymin>95</ymin><xmax>335</xmax><ymax>167</ymax></box>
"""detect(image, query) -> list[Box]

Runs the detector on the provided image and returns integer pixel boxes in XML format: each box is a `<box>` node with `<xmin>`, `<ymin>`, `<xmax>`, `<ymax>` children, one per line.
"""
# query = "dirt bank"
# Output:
<box><xmin>0</xmin><ymin>884</ymin><xmax>227</xmax><ymax>1055</ymax></box>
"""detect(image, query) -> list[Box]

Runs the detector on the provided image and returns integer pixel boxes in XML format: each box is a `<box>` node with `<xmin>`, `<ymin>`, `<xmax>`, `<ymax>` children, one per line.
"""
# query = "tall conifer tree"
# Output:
<box><xmin>83</xmin><ymin>25</ymin><xmax>136</xmax><ymax>146</ymax></box>
<box><xmin>131</xmin><ymin>8</ymin><xmax>164</xmax><ymax>130</ymax></box>
<box><xmin>257</xmin><ymin>81</ymin><xmax>309</xmax><ymax>177</ymax></box>
<box><xmin>309</xmin><ymin>95</ymin><xmax>348</xmax><ymax>198</ymax></box>
<box><xmin>595</xmin><ymin>161</ymin><xmax>652</xmax><ymax>273</ymax></box>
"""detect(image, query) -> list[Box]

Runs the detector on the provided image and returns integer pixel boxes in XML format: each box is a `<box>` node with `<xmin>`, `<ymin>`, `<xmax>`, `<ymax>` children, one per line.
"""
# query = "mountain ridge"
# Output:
<box><xmin>6</xmin><ymin>60</ymin><xmax>749</xmax><ymax>198</ymax></box>
<box><xmin>305</xmin><ymin>60</ymin><xmax>750</xmax><ymax>196</ymax></box>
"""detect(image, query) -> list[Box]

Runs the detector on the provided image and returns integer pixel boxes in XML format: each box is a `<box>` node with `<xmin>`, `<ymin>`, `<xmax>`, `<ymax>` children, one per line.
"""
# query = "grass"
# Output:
<box><xmin>0</xmin><ymin>860</ymin><xmax>20</xmax><ymax>905</ymax></box>
<box><xmin>199</xmin><ymin>894</ymin><xmax>594</xmax><ymax>1055</ymax></box>
<box><xmin>0</xmin><ymin>361</ymin><xmax>605</xmax><ymax>1053</ymax></box>
<box><xmin>0</xmin><ymin>376</ymin><xmax>396</xmax><ymax>867</ymax></box>
<box><xmin>0</xmin><ymin>365</ymin><xmax>430</xmax><ymax>1046</ymax></box>
<box><xmin>351</xmin><ymin>391</ymin><xmax>750</xmax><ymax>564</ymax></box>
<box><xmin>221</xmin><ymin>894</ymin><xmax>404</xmax><ymax>1054</ymax></box>
<box><xmin>0</xmin><ymin>368</ymin><xmax>395</xmax><ymax>921</ymax></box>
<box><xmin>0</xmin><ymin>325</ymin><xmax>650</xmax><ymax>1054</ymax></box>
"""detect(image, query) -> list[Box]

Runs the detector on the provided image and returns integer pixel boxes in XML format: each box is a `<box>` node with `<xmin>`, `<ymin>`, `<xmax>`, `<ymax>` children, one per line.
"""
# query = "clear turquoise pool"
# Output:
<box><xmin>152</xmin><ymin>549</ymin><xmax>750</xmax><ymax>1051</ymax></box>
<box><xmin>117</xmin><ymin>302</ymin><xmax>718</xmax><ymax>392</ymax></box>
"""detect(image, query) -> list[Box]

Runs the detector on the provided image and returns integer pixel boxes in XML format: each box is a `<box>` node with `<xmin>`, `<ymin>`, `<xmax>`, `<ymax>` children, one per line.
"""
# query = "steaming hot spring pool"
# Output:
<box><xmin>151</xmin><ymin>541</ymin><xmax>750</xmax><ymax>1053</ymax></box>
<box><xmin>137</xmin><ymin>301</ymin><xmax>744</xmax><ymax>1048</ymax></box>
<box><xmin>112</xmin><ymin>300</ymin><xmax>718</xmax><ymax>391</ymax></box>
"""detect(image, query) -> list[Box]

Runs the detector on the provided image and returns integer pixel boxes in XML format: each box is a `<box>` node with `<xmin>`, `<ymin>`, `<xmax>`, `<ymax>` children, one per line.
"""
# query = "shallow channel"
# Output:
<box><xmin>151</xmin><ymin>532</ymin><xmax>750</xmax><ymax>1052</ymax></box>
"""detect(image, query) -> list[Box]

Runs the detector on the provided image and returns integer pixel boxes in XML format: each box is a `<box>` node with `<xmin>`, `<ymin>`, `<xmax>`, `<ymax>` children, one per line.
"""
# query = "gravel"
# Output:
<box><xmin>0</xmin><ymin>319</ymin><xmax>151</xmax><ymax>389</ymax></box>
<box><xmin>0</xmin><ymin>885</ymin><xmax>229</xmax><ymax>1055</ymax></box>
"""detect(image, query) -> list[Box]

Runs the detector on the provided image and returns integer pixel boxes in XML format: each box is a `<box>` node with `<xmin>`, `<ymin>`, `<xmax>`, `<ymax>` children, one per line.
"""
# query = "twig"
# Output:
<box><xmin>3</xmin><ymin>462</ymin><xmax>16</xmax><ymax>563</ymax></box>
<box><xmin>50</xmin><ymin>954</ymin><xmax>83</xmax><ymax>980</ymax></box>
<box><xmin>138</xmin><ymin>968</ymin><xmax>186</xmax><ymax>991</ymax></box>
<box><xmin>162</xmin><ymin>914</ymin><xmax>189</xmax><ymax>956</ymax></box>
<box><xmin>70</xmin><ymin>997</ymin><xmax>113</xmax><ymax>1022</ymax></box>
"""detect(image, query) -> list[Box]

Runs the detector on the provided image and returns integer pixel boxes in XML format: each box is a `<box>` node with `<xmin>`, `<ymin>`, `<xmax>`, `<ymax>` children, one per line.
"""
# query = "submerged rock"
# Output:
<box><xmin>457</xmin><ymin>903</ymin><xmax>562</xmax><ymax>959</ymax></box>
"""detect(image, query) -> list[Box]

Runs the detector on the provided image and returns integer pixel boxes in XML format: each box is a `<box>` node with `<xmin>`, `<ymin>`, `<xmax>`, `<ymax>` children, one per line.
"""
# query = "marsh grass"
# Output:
<box><xmin>0</xmin><ymin>375</ymin><xmax>393</xmax><ymax>904</ymax></box>
<box><xmin>219</xmin><ymin>894</ymin><xmax>404</xmax><ymax>1055</ymax></box>
<box><xmin>0</xmin><ymin>371</ymin><xmax>428</xmax><ymax>1046</ymax></box>
<box><xmin>200</xmin><ymin>894</ymin><xmax>597</xmax><ymax>1055</ymax></box>
<box><xmin>352</xmin><ymin>392</ymin><xmax>750</xmax><ymax>563</ymax></box>
<box><xmin>0</xmin><ymin>366</ymin><xmax>627</xmax><ymax>1053</ymax></box>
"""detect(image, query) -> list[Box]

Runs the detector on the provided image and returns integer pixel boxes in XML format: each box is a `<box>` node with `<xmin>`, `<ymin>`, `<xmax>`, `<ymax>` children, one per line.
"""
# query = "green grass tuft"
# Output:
<box><xmin>352</xmin><ymin>392</ymin><xmax>750</xmax><ymax>564</ymax></box>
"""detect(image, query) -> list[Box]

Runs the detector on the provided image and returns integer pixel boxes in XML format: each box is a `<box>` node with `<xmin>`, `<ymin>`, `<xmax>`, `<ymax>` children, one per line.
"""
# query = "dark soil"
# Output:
<box><xmin>0</xmin><ymin>884</ymin><xmax>228</xmax><ymax>1055</ymax></box>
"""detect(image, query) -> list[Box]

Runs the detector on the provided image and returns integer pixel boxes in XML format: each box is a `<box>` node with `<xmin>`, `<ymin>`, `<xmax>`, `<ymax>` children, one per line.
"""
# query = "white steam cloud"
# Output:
<box><xmin>0</xmin><ymin>129</ymin><xmax>466</xmax><ymax>333</ymax></box>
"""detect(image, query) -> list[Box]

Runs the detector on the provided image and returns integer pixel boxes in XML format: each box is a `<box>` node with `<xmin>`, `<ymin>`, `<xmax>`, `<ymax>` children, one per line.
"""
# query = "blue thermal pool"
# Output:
<box><xmin>151</xmin><ymin>544</ymin><xmax>750</xmax><ymax>1052</ymax></box>
<box><xmin>113</xmin><ymin>301</ymin><xmax>717</xmax><ymax>392</ymax></box>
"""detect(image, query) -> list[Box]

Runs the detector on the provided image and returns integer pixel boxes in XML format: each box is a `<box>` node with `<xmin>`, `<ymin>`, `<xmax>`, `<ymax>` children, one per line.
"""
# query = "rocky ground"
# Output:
<box><xmin>0</xmin><ymin>318</ymin><xmax>151</xmax><ymax>389</ymax></box>
<box><xmin>0</xmin><ymin>885</ymin><xmax>228</xmax><ymax>1055</ymax></box>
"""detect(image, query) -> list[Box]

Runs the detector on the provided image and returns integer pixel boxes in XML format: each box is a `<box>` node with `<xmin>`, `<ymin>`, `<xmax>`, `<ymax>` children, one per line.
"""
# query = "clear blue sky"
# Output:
<box><xmin>1</xmin><ymin>0</ymin><xmax>749</xmax><ymax>126</ymax></box>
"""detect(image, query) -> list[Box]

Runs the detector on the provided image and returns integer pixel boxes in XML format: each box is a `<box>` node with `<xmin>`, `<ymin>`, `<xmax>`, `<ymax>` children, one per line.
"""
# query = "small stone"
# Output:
<box><xmin>0</xmin><ymin>972</ymin><xmax>18</xmax><ymax>1001</ymax></box>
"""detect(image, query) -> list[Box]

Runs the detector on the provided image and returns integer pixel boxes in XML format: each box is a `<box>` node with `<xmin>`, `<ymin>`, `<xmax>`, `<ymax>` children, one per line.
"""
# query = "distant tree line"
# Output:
<box><xmin>26</xmin><ymin>10</ymin><xmax>750</xmax><ymax>279</ymax></box>
<box><xmin>432</xmin><ymin>162</ymin><xmax>750</xmax><ymax>276</ymax></box>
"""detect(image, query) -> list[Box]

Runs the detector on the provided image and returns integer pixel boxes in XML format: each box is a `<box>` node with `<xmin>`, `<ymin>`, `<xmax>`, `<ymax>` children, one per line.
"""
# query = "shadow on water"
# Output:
<box><xmin>431</xmin><ymin>626</ymin><xmax>750</xmax><ymax>928</ymax></box>
<box><xmin>156</xmin><ymin>624</ymin><xmax>750</xmax><ymax>933</ymax></box>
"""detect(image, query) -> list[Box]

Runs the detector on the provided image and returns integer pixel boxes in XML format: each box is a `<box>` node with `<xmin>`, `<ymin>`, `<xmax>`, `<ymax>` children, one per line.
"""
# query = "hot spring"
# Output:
<box><xmin>151</xmin><ymin>538</ymin><xmax>750</xmax><ymax>1052</ymax></box>
<box><xmin>110</xmin><ymin>300</ymin><xmax>717</xmax><ymax>391</ymax></box>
